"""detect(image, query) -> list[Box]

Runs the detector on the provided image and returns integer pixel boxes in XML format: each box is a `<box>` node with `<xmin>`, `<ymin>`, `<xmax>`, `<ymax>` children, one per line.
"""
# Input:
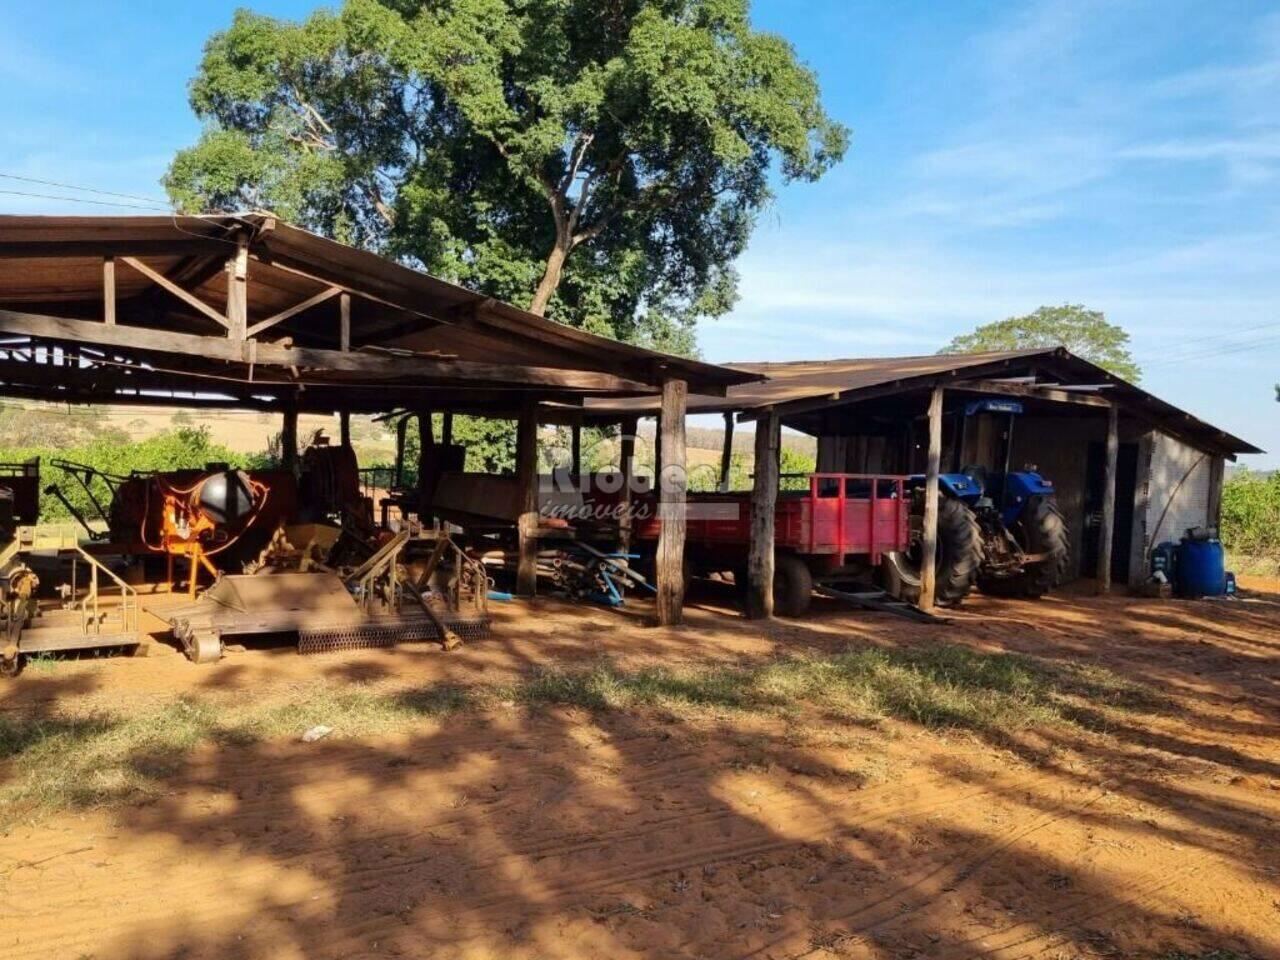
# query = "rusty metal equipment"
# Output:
<box><xmin>42</xmin><ymin>458</ymin><xmax>126</xmax><ymax>541</ymax></box>
<box><xmin>145</xmin><ymin>470</ymin><xmax>272</xmax><ymax>597</ymax></box>
<box><xmin>1</xmin><ymin>524</ymin><xmax>140</xmax><ymax>676</ymax></box>
<box><xmin>164</xmin><ymin>527</ymin><xmax>490</xmax><ymax>664</ymax></box>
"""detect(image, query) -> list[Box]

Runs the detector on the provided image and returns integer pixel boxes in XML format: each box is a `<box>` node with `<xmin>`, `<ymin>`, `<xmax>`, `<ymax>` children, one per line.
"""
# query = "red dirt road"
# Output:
<box><xmin>1</xmin><ymin>580</ymin><xmax>1277</xmax><ymax>959</ymax></box>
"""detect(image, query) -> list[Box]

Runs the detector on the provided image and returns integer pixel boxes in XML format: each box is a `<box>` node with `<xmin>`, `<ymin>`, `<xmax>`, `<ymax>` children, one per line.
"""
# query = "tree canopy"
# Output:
<box><xmin>165</xmin><ymin>0</ymin><xmax>848</xmax><ymax>354</ymax></box>
<box><xmin>940</xmin><ymin>304</ymin><xmax>1142</xmax><ymax>382</ymax></box>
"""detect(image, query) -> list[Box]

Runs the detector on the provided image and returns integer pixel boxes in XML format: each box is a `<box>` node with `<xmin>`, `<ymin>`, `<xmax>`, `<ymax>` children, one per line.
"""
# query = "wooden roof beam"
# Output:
<box><xmin>950</xmin><ymin>378</ymin><xmax>1111</xmax><ymax>408</ymax></box>
<box><xmin>0</xmin><ymin>307</ymin><xmax>656</xmax><ymax>393</ymax></box>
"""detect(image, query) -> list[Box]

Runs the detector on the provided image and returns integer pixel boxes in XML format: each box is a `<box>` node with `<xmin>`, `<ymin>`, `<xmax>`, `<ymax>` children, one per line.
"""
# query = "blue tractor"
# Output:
<box><xmin>883</xmin><ymin>399</ymin><xmax>1071</xmax><ymax>606</ymax></box>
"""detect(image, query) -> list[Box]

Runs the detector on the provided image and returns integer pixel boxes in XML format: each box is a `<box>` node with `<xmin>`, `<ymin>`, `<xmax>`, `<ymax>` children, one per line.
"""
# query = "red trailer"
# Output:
<box><xmin>631</xmin><ymin>474</ymin><xmax>911</xmax><ymax>616</ymax></box>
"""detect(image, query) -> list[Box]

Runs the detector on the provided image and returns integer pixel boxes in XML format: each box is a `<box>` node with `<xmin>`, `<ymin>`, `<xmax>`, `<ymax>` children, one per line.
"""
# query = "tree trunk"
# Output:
<box><xmin>529</xmin><ymin>240</ymin><xmax>571</xmax><ymax>316</ymax></box>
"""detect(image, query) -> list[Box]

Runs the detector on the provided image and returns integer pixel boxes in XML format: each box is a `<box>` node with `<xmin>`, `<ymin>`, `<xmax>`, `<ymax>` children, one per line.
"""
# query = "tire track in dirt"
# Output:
<box><xmin>3</xmin><ymin>766</ymin><xmax>996</xmax><ymax>959</ymax></box>
<box><xmin>303</xmin><ymin>779</ymin><xmax>1005</xmax><ymax>953</ymax></box>
<box><xmin>954</xmin><ymin>865</ymin><xmax>1199</xmax><ymax>960</ymax></box>
<box><xmin>0</xmin><ymin>742</ymin><xmax>713</xmax><ymax>898</ymax></box>
<box><xmin>736</xmin><ymin>782</ymin><xmax>1115</xmax><ymax>959</ymax></box>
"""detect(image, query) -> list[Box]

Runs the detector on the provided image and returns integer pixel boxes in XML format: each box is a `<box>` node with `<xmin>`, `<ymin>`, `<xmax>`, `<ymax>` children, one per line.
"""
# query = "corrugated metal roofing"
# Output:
<box><xmin>584</xmin><ymin>347</ymin><xmax>1261</xmax><ymax>457</ymax></box>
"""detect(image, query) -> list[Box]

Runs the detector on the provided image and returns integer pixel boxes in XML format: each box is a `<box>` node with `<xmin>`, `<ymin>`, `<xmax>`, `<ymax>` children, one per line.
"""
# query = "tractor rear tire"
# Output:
<box><xmin>980</xmin><ymin>496</ymin><xmax>1070</xmax><ymax>598</ymax></box>
<box><xmin>882</xmin><ymin>496</ymin><xmax>983</xmax><ymax>607</ymax></box>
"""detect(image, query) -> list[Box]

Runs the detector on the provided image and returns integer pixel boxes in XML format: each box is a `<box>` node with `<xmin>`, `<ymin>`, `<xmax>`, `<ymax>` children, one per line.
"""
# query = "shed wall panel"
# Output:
<box><xmin>1005</xmin><ymin>414</ymin><xmax>1148</xmax><ymax>583</ymax></box>
<box><xmin>1142</xmin><ymin>431</ymin><xmax>1214</xmax><ymax>553</ymax></box>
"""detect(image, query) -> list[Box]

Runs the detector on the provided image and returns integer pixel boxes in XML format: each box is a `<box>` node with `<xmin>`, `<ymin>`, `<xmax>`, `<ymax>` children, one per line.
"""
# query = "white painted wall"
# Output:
<box><xmin>1141</xmin><ymin>431</ymin><xmax>1215</xmax><ymax>551</ymax></box>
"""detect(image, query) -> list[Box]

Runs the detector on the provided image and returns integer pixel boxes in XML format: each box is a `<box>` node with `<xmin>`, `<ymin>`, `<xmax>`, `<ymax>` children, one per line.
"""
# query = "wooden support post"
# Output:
<box><xmin>1097</xmin><ymin>404</ymin><xmax>1119</xmax><ymax>594</ymax></box>
<box><xmin>718</xmin><ymin>410</ymin><xmax>735</xmax><ymax>492</ymax></box>
<box><xmin>394</xmin><ymin>415</ymin><xmax>409</xmax><ymax>487</ymax></box>
<box><xmin>339</xmin><ymin>410</ymin><xmax>351</xmax><ymax>447</ymax></box>
<box><xmin>226</xmin><ymin>237</ymin><xmax>249</xmax><ymax>339</ymax></box>
<box><xmin>417</xmin><ymin>410</ymin><xmax>436</xmax><ymax>519</ymax></box>
<box><xmin>919</xmin><ymin>386</ymin><xmax>945</xmax><ymax>612</ymax></box>
<box><xmin>516</xmin><ymin>401</ymin><xmax>540</xmax><ymax>598</ymax></box>
<box><xmin>747</xmin><ymin>410</ymin><xmax>780</xmax><ymax>619</ymax></box>
<box><xmin>103</xmin><ymin>257</ymin><xmax>116</xmax><ymax>325</ymax></box>
<box><xmin>571</xmin><ymin>423</ymin><xmax>582</xmax><ymax>476</ymax></box>
<box><xmin>619</xmin><ymin>417</ymin><xmax>637</xmax><ymax>553</ymax></box>
<box><xmin>656</xmin><ymin>379</ymin><xmax>687</xmax><ymax>626</ymax></box>
<box><xmin>339</xmin><ymin>292</ymin><xmax>351</xmax><ymax>352</ymax></box>
<box><xmin>281</xmin><ymin>401</ymin><xmax>299</xmax><ymax>473</ymax></box>
<box><xmin>653</xmin><ymin>415</ymin><xmax>662</xmax><ymax>486</ymax></box>
<box><xmin>442</xmin><ymin>412</ymin><xmax>454</xmax><ymax>448</ymax></box>
<box><xmin>1207</xmin><ymin>454</ymin><xmax>1225</xmax><ymax>530</ymax></box>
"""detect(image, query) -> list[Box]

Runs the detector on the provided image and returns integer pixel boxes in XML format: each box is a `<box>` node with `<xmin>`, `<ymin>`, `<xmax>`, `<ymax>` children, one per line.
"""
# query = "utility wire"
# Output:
<box><xmin>1144</xmin><ymin>332</ymin><xmax>1280</xmax><ymax>368</ymax></box>
<box><xmin>1144</xmin><ymin>318</ymin><xmax>1280</xmax><ymax>364</ymax></box>
<box><xmin>0</xmin><ymin>171</ymin><xmax>172</xmax><ymax>207</ymax></box>
<box><xmin>0</xmin><ymin>188</ymin><xmax>172</xmax><ymax>213</ymax></box>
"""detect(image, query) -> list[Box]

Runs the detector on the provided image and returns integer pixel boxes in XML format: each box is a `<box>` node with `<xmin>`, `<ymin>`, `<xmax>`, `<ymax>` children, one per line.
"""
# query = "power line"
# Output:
<box><xmin>1144</xmin><ymin>317</ymin><xmax>1280</xmax><ymax>364</ymax></box>
<box><xmin>0</xmin><ymin>171</ymin><xmax>172</xmax><ymax>207</ymax></box>
<box><xmin>1145</xmin><ymin>332</ymin><xmax>1280</xmax><ymax>367</ymax></box>
<box><xmin>0</xmin><ymin>188</ymin><xmax>172</xmax><ymax>213</ymax></box>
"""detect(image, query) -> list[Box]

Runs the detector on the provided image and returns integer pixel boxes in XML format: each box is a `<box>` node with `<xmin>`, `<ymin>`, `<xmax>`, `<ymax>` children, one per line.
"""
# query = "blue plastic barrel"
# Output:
<box><xmin>1176</xmin><ymin>537</ymin><xmax>1226</xmax><ymax>597</ymax></box>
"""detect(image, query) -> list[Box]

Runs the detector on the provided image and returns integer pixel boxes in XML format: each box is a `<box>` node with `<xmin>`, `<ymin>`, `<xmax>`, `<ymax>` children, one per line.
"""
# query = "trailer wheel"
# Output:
<box><xmin>186</xmin><ymin>632</ymin><xmax>224</xmax><ymax>665</ymax></box>
<box><xmin>882</xmin><ymin>496</ymin><xmax>983</xmax><ymax>607</ymax></box>
<box><xmin>980</xmin><ymin>496</ymin><xmax>1070</xmax><ymax>598</ymax></box>
<box><xmin>773</xmin><ymin>554</ymin><xmax>813</xmax><ymax>617</ymax></box>
<box><xmin>0</xmin><ymin>654</ymin><xmax>22</xmax><ymax>678</ymax></box>
<box><xmin>731</xmin><ymin>556</ymin><xmax>813</xmax><ymax>617</ymax></box>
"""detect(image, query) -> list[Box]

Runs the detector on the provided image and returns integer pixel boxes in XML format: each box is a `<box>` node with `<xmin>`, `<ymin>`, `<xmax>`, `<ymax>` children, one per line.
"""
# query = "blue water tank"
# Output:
<box><xmin>1176</xmin><ymin>537</ymin><xmax>1226</xmax><ymax>598</ymax></box>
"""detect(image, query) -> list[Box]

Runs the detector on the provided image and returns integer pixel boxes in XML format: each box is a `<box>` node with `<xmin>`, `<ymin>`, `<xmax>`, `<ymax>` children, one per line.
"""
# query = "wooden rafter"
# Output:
<box><xmin>246</xmin><ymin>285</ymin><xmax>342</xmax><ymax>338</ymax></box>
<box><xmin>119</xmin><ymin>256</ymin><xmax>230</xmax><ymax>330</ymax></box>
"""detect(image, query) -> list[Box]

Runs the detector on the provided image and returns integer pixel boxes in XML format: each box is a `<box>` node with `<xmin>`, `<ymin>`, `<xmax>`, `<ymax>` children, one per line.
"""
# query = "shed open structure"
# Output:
<box><xmin>0</xmin><ymin>214</ymin><xmax>749</xmax><ymax>413</ymax></box>
<box><xmin>586</xmin><ymin>347</ymin><xmax>1260</xmax><ymax>613</ymax></box>
<box><xmin>0</xmin><ymin>214</ymin><xmax>759</xmax><ymax>624</ymax></box>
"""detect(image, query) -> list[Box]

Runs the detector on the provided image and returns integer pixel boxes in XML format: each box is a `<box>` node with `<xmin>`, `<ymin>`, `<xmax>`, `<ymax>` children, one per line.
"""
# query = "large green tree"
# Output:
<box><xmin>940</xmin><ymin>304</ymin><xmax>1142</xmax><ymax>382</ymax></box>
<box><xmin>165</xmin><ymin>0</ymin><xmax>848</xmax><ymax>352</ymax></box>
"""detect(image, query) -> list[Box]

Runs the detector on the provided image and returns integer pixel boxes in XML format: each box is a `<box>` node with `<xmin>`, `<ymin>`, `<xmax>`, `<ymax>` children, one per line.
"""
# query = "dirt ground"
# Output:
<box><xmin>1</xmin><ymin>578</ymin><xmax>1277</xmax><ymax>960</ymax></box>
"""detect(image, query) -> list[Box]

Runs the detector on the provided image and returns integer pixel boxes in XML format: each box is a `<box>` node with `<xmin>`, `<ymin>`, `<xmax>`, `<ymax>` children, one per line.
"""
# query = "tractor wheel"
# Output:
<box><xmin>882</xmin><ymin>496</ymin><xmax>983</xmax><ymax>607</ymax></box>
<box><xmin>733</xmin><ymin>555</ymin><xmax>813</xmax><ymax>617</ymax></box>
<box><xmin>980</xmin><ymin>496</ymin><xmax>1070</xmax><ymax>598</ymax></box>
<box><xmin>773</xmin><ymin>554</ymin><xmax>814</xmax><ymax>618</ymax></box>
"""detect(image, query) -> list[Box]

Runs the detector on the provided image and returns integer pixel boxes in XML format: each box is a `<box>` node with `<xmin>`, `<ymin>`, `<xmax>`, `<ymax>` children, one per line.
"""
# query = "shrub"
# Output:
<box><xmin>1220</xmin><ymin>470</ymin><xmax>1280</xmax><ymax>560</ymax></box>
<box><xmin>0</xmin><ymin>427</ymin><xmax>249</xmax><ymax>524</ymax></box>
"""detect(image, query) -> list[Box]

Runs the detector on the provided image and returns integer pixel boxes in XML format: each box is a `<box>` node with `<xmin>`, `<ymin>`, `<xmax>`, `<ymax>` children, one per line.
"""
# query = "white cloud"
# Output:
<box><xmin>1121</xmin><ymin>135</ymin><xmax>1280</xmax><ymax>162</ymax></box>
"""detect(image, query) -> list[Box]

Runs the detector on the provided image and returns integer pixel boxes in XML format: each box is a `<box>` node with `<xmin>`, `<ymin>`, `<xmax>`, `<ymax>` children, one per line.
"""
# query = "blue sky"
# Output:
<box><xmin>1</xmin><ymin>0</ymin><xmax>1277</xmax><ymax>465</ymax></box>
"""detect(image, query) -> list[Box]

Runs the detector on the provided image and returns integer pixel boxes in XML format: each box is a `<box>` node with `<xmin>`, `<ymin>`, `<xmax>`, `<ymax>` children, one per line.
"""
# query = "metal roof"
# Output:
<box><xmin>585</xmin><ymin>347</ymin><xmax>1261</xmax><ymax>457</ymax></box>
<box><xmin>0</xmin><ymin>214</ymin><xmax>758</xmax><ymax>413</ymax></box>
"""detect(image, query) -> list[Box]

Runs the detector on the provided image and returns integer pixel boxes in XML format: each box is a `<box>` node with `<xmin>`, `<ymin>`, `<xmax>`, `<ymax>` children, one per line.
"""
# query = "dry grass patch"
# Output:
<box><xmin>0</xmin><ymin>643</ymin><xmax>1158</xmax><ymax>829</ymax></box>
